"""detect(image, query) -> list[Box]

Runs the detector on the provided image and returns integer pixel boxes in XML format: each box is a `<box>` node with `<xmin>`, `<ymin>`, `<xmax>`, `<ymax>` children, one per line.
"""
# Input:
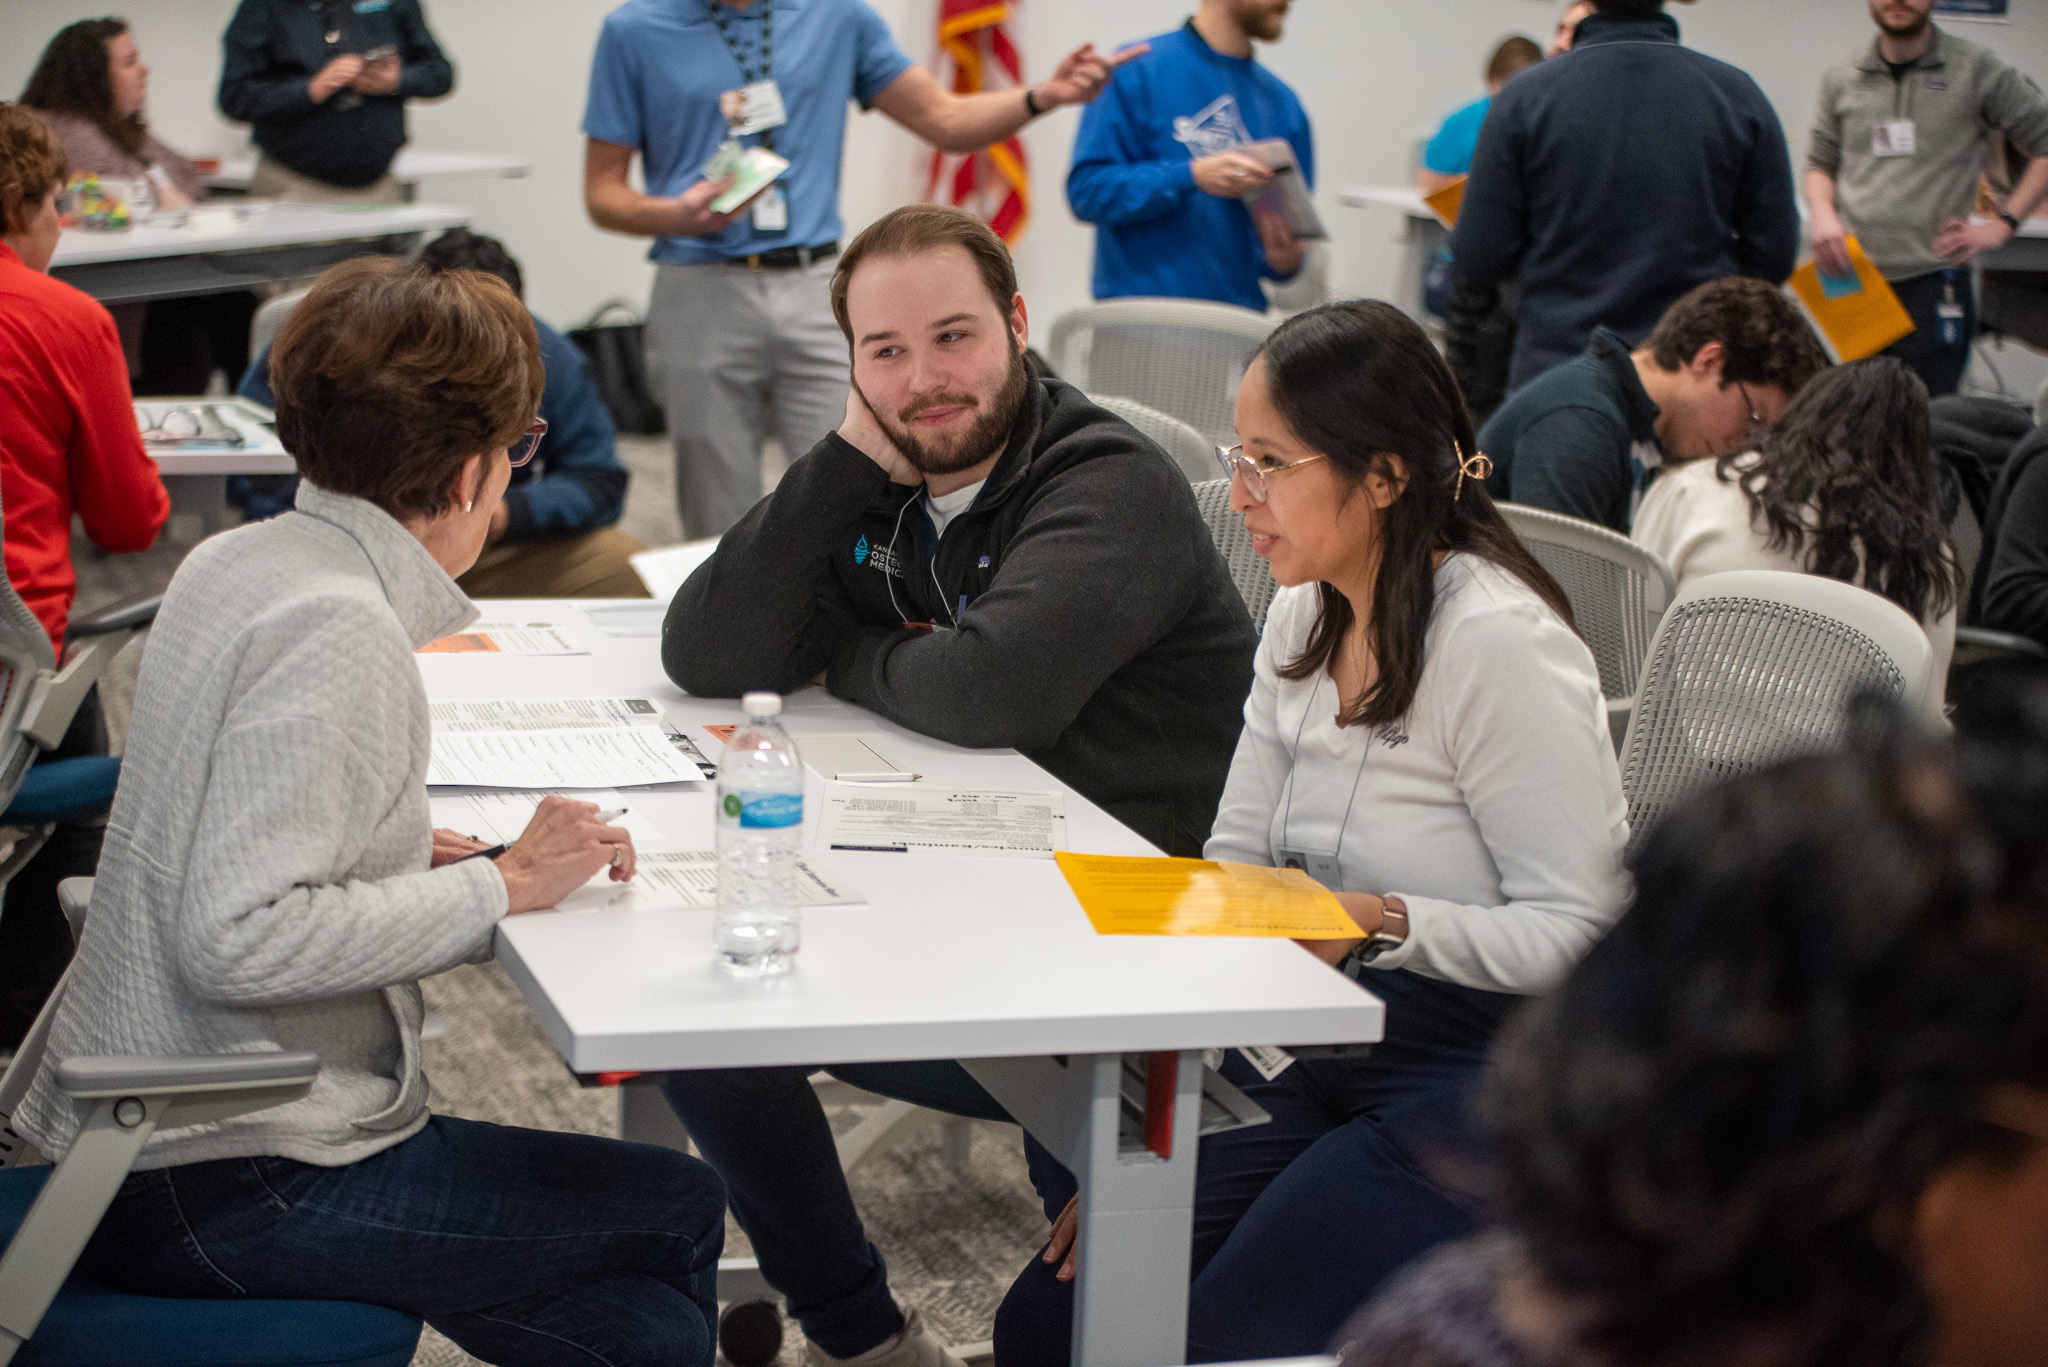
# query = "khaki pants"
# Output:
<box><xmin>646</xmin><ymin>258</ymin><xmax>850</xmax><ymax>540</ymax></box>
<box><xmin>457</xmin><ymin>528</ymin><xmax>650</xmax><ymax>600</ymax></box>
<box><xmin>247</xmin><ymin>156</ymin><xmax>403</xmax><ymax>203</ymax></box>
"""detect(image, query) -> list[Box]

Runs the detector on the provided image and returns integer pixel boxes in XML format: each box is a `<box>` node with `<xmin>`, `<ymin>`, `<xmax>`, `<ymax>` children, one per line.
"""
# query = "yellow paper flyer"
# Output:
<box><xmin>1787</xmin><ymin>236</ymin><xmax>1914</xmax><ymax>363</ymax></box>
<box><xmin>1056</xmin><ymin>852</ymin><xmax>1361</xmax><ymax>939</ymax></box>
<box><xmin>1423</xmin><ymin>176</ymin><xmax>1466</xmax><ymax>228</ymax></box>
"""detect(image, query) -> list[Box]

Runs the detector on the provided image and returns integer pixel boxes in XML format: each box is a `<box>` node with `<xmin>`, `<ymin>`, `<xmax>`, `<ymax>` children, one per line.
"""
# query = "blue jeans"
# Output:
<box><xmin>82</xmin><ymin>1114</ymin><xmax>727</xmax><ymax>1367</ymax></box>
<box><xmin>1885</xmin><ymin>268</ymin><xmax>1976</xmax><ymax>398</ymax></box>
<box><xmin>994</xmin><ymin>970</ymin><xmax>1519</xmax><ymax>1367</ymax></box>
<box><xmin>661</xmin><ymin>1060</ymin><xmax>1039</xmax><ymax>1358</ymax></box>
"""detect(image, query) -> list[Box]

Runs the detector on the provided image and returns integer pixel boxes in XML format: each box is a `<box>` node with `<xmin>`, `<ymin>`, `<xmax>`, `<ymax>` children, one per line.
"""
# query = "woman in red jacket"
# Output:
<box><xmin>0</xmin><ymin>100</ymin><xmax>170</xmax><ymax>1048</ymax></box>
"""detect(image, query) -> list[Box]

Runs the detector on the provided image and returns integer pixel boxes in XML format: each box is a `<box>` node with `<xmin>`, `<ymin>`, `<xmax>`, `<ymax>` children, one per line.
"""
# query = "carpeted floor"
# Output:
<box><xmin>71</xmin><ymin>433</ymin><xmax>1052</xmax><ymax>1367</ymax></box>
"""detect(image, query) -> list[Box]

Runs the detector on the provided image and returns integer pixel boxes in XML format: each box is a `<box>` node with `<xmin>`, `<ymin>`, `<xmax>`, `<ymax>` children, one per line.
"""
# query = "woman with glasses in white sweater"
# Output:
<box><xmin>995</xmin><ymin>300</ymin><xmax>1629</xmax><ymax>1367</ymax></box>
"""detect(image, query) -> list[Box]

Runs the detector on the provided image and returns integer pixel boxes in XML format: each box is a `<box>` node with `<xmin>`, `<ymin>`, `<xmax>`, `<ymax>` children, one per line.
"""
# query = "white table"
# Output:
<box><xmin>420</xmin><ymin>599</ymin><xmax>1385</xmax><ymax>1367</ymax></box>
<box><xmin>50</xmin><ymin>202</ymin><xmax>470</xmax><ymax>305</ymax></box>
<box><xmin>207</xmin><ymin>148</ymin><xmax>531</xmax><ymax>201</ymax></box>
<box><xmin>136</xmin><ymin>397</ymin><xmax>296</xmax><ymax>534</ymax></box>
<box><xmin>1339</xmin><ymin>185</ymin><xmax>1448</xmax><ymax>322</ymax></box>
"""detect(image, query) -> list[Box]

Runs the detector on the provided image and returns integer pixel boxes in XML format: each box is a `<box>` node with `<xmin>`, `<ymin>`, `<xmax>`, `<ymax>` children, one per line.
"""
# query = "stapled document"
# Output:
<box><xmin>821</xmin><ymin>785</ymin><xmax>1065</xmax><ymax>857</ymax></box>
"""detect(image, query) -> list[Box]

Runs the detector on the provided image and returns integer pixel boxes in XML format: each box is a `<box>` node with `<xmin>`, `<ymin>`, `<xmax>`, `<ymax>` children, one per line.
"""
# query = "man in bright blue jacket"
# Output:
<box><xmin>1068</xmin><ymin>0</ymin><xmax>1311</xmax><ymax>312</ymax></box>
<box><xmin>1450</xmin><ymin>0</ymin><xmax>1799</xmax><ymax>390</ymax></box>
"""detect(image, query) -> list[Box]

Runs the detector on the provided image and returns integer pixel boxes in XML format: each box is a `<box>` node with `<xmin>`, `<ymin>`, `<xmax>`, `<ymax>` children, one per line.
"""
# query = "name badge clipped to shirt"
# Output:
<box><xmin>752</xmin><ymin>184</ymin><xmax>789</xmax><ymax>232</ymax></box>
<box><xmin>1872</xmin><ymin>119</ymin><xmax>1917</xmax><ymax>158</ymax></box>
<box><xmin>1274</xmin><ymin>847</ymin><xmax>1344</xmax><ymax>892</ymax></box>
<box><xmin>720</xmin><ymin>79</ymin><xmax>789</xmax><ymax>138</ymax></box>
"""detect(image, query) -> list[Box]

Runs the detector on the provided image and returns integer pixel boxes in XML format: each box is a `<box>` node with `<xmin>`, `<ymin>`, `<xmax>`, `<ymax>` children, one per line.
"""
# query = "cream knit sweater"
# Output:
<box><xmin>16</xmin><ymin>484</ymin><xmax>508</xmax><ymax>1169</ymax></box>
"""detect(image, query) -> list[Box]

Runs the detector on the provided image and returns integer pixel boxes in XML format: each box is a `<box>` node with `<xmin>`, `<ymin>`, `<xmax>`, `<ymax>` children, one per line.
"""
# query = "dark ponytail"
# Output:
<box><xmin>1258</xmin><ymin>300</ymin><xmax>1571</xmax><ymax>727</ymax></box>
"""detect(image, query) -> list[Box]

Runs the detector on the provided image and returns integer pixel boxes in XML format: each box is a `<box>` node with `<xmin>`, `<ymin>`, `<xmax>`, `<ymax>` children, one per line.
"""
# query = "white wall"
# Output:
<box><xmin>5</xmin><ymin>0</ymin><xmax>2046</xmax><ymax>343</ymax></box>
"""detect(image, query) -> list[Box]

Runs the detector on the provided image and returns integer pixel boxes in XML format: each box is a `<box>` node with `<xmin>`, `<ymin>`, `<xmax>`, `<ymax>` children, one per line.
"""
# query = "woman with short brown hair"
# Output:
<box><xmin>12</xmin><ymin>254</ymin><xmax>729</xmax><ymax>1367</ymax></box>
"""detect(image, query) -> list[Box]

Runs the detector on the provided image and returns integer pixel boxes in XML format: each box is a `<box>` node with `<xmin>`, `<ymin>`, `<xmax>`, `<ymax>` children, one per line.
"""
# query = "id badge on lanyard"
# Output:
<box><xmin>1274</xmin><ymin>847</ymin><xmax>1344</xmax><ymax>891</ymax></box>
<box><xmin>1872</xmin><ymin>119</ymin><xmax>1917</xmax><ymax>158</ymax></box>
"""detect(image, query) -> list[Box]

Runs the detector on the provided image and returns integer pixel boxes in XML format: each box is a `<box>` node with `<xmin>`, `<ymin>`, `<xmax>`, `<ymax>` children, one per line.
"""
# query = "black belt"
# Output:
<box><xmin>726</xmin><ymin>241</ymin><xmax>839</xmax><ymax>271</ymax></box>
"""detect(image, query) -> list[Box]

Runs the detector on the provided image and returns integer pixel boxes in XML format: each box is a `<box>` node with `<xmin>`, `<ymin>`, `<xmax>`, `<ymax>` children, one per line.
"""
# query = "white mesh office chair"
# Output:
<box><xmin>1045</xmin><ymin>299</ymin><xmax>1275</xmax><ymax>447</ymax></box>
<box><xmin>1088</xmin><ymin>394</ymin><xmax>1213</xmax><ymax>484</ymax></box>
<box><xmin>1618</xmin><ymin>570</ymin><xmax>1934</xmax><ymax>860</ymax></box>
<box><xmin>248</xmin><ymin>287</ymin><xmax>309</xmax><ymax>362</ymax></box>
<box><xmin>1192</xmin><ymin>478</ymin><xmax>1279</xmax><ymax>630</ymax></box>
<box><xmin>1497</xmin><ymin>503</ymin><xmax>1676</xmax><ymax>749</ymax></box>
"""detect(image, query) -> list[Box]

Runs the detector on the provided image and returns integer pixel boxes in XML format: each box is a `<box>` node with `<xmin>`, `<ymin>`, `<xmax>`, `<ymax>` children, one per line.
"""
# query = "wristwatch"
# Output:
<box><xmin>1022</xmin><ymin>86</ymin><xmax>1044</xmax><ymax>118</ymax></box>
<box><xmin>1997</xmin><ymin>208</ymin><xmax>2023</xmax><ymax>233</ymax></box>
<box><xmin>1341</xmin><ymin>894</ymin><xmax>1410</xmax><ymax>979</ymax></box>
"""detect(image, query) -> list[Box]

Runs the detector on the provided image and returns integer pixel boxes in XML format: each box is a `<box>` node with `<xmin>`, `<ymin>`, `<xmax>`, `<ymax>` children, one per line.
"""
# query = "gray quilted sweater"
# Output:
<box><xmin>16</xmin><ymin>484</ymin><xmax>508</xmax><ymax>1169</ymax></box>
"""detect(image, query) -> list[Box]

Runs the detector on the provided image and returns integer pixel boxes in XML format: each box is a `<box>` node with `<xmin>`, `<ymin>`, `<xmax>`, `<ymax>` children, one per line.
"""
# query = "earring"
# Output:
<box><xmin>465</xmin><ymin>499</ymin><xmax>474</xmax><ymax>513</ymax></box>
<box><xmin>1453</xmin><ymin>443</ymin><xmax>1494</xmax><ymax>500</ymax></box>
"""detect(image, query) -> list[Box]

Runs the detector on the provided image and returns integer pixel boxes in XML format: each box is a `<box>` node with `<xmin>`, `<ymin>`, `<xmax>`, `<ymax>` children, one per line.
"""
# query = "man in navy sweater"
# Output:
<box><xmin>1451</xmin><ymin>0</ymin><xmax>1799</xmax><ymax>389</ymax></box>
<box><xmin>1067</xmin><ymin>0</ymin><xmax>1311</xmax><ymax>312</ymax></box>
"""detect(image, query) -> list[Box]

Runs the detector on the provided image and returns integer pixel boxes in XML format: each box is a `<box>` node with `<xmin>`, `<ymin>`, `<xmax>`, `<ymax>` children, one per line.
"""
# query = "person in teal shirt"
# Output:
<box><xmin>1417</xmin><ymin>35</ymin><xmax>1541</xmax><ymax>193</ymax></box>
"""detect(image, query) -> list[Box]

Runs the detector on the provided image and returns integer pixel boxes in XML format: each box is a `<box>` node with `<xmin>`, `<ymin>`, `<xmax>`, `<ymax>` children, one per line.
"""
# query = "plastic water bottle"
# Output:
<box><xmin>714</xmin><ymin>691</ymin><xmax>805</xmax><ymax>977</ymax></box>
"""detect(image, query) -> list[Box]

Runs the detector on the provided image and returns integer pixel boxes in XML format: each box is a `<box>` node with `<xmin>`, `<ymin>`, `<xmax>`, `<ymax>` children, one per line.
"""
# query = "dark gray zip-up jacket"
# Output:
<box><xmin>663</xmin><ymin>378</ymin><xmax>1258</xmax><ymax>856</ymax></box>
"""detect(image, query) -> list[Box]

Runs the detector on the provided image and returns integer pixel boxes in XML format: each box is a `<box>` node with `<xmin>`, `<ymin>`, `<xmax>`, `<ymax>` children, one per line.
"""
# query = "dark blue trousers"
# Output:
<box><xmin>1885</xmin><ymin>268</ymin><xmax>1976</xmax><ymax>398</ymax></box>
<box><xmin>84</xmin><ymin>1114</ymin><xmax>728</xmax><ymax>1367</ymax></box>
<box><xmin>994</xmin><ymin>970</ymin><xmax>1519</xmax><ymax>1367</ymax></box>
<box><xmin>661</xmin><ymin>1060</ymin><xmax>1040</xmax><ymax>1359</ymax></box>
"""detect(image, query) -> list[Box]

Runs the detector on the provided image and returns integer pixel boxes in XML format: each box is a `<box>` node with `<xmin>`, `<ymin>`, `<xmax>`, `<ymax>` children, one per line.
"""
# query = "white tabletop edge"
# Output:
<box><xmin>52</xmin><ymin>202</ymin><xmax>471</xmax><ymax>267</ymax></box>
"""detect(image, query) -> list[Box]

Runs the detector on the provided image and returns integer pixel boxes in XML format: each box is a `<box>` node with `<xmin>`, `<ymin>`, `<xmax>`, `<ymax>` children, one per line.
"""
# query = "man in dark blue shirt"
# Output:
<box><xmin>219</xmin><ymin>0</ymin><xmax>453</xmax><ymax>200</ymax></box>
<box><xmin>241</xmin><ymin>231</ymin><xmax>646</xmax><ymax>597</ymax></box>
<box><xmin>1479</xmin><ymin>277</ymin><xmax>1827</xmax><ymax>532</ymax></box>
<box><xmin>1451</xmin><ymin>0</ymin><xmax>1800</xmax><ymax>390</ymax></box>
<box><xmin>1069</xmin><ymin>0</ymin><xmax>1312</xmax><ymax>311</ymax></box>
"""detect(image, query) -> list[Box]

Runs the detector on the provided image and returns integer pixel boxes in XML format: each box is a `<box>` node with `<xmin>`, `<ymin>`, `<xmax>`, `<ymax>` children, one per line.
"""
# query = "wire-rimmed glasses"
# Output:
<box><xmin>1214</xmin><ymin>444</ymin><xmax>1330</xmax><ymax>503</ymax></box>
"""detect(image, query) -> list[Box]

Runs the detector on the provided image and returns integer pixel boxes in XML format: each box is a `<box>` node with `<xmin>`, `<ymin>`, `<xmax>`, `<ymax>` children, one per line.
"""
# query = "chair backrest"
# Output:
<box><xmin>248</xmin><ymin>286</ymin><xmax>310</xmax><ymax>361</ymax></box>
<box><xmin>0</xmin><ymin>496</ymin><xmax>55</xmax><ymax>820</ymax></box>
<box><xmin>1089</xmin><ymin>394</ymin><xmax>1214</xmax><ymax>484</ymax></box>
<box><xmin>1498</xmin><ymin>503</ymin><xmax>1676</xmax><ymax>702</ymax></box>
<box><xmin>1618</xmin><ymin>570</ymin><xmax>1933</xmax><ymax>859</ymax></box>
<box><xmin>1192</xmin><ymin>478</ymin><xmax>1279</xmax><ymax>630</ymax></box>
<box><xmin>1046</xmin><ymin>298</ymin><xmax>1275</xmax><ymax>447</ymax></box>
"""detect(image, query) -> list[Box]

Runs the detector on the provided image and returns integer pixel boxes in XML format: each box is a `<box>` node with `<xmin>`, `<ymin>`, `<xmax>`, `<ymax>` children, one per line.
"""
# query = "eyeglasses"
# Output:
<box><xmin>508</xmin><ymin>417</ymin><xmax>548</xmax><ymax>467</ymax></box>
<box><xmin>1214</xmin><ymin>444</ymin><xmax>1330</xmax><ymax>503</ymax></box>
<box><xmin>1736</xmin><ymin>382</ymin><xmax>1767</xmax><ymax>443</ymax></box>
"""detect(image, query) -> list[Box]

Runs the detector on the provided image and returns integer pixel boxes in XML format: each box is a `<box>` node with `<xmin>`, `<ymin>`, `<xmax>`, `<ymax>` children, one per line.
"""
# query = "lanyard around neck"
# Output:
<box><xmin>707</xmin><ymin>0</ymin><xmax>776</xmax><ymax>149</ymax></box>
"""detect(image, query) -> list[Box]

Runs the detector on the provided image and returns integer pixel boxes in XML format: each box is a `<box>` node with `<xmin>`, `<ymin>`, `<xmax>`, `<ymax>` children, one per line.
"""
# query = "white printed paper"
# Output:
<box><xmin>630</xmin><ymin>540</ymin><xmax>721</xmax><ymax>601</ymax></box>
<box><xmin>418</xmin><ymin>622</ymin><xmax>588</xmax><ymax>656</ymax></box>
<box><xmin>578</xmin><ymin>602</ymin><xmax>668</xmax><ymax>639</ymax></box>
<box><xmin>433</xmin><ymin>789</ymin><xmax>673</xmax><ymax>851</ymax></box>
<box><xmin>548</xmin><ymin>851</ymin><xmax>866</xmax><ymax>915</ymax></box>
<box><xmin>429</xmin><ymin>727</ymin><xmax>705</xmax><ymax>789</ymax></box>
<box><xmin>431</xmin><ymin>697</ymin><xmax>665</xmax><ymax>732</ymax></box>
<box><xmin>819</xmin><ymin>785</ymin><xmax>1065</xmax><ymax>858</ymax></box>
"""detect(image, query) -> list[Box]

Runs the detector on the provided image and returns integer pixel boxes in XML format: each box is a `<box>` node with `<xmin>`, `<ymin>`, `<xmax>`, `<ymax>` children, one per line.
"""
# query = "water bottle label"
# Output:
<box><xmin>726</xmin><ymin>791</ymin><xmax>802</xmax><ymax>829</ymax></box>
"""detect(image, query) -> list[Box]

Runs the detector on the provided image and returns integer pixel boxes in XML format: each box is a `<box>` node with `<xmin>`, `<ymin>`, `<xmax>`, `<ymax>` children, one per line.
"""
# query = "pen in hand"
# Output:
<box><xmin>455</xmin><ymin>807</ymin><xmax>631</xmax><ymax>863</ymax></box>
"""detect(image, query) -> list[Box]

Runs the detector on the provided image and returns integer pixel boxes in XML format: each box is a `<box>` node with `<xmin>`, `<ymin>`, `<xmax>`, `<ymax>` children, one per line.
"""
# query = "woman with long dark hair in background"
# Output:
<box><xmin>994</xmin><ymin>299</ymin><xmax>1629</xmax><ymax>1366</ymax></box>
<box><xmin>1632</xmin><ymin>355</ymin><xmax>1961</xmax><ymax>715</ymax></box>
<box><xmin>21</xmin><ymin>18</ymin><xmax>258</xmax><ymax>394</ymax></box>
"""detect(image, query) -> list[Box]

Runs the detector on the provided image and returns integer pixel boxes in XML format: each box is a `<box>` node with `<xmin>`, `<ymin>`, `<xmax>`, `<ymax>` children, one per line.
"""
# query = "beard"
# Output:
<box><xmin>1232</xmin><ymin>0</ymin><xmax>1288</xmax><ymax>42</ymax></box>
<box><xmin>1871</xmin><ymin>1</ymin><xmax>1931</xmax><ymax>37</ymax></box>
<box><xmin>863</xmin><ymin>338</ymin><xmax>1030</xmax><ymax>478</ymax></box>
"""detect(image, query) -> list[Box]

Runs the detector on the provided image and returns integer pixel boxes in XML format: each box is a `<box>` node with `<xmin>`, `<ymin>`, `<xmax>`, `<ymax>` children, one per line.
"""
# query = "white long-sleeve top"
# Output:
<box><xmin>1632</xmin><ymin>454</ymin><xmax>1955</xmax><ymax>716</ymax></box>
<box><xmin>1205</xmin><ymin>555</ymin><xmax>1628</xmax><ymax>995</ymax></box>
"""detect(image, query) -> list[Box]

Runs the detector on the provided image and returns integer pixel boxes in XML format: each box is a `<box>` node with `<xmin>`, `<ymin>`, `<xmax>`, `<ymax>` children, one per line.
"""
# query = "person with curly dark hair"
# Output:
<box><xmin>1633</xmin><ymin>356</ymin><xmax>1960</xmax><ymax>716</ymax></box>
<box><xmin>20</xmin><ymin>18</ymin><xmax>257</xmax><ymax>395</ymax></box>
<box><xmin>1333</xmin><ymin>680</ymin><xmax>2048</xmax><ymax>1367</ymax></box>
<box><xmin>1475</xmin><ymin>276</ymin><xmax>1829</xmax><ymax>534</ymax></box>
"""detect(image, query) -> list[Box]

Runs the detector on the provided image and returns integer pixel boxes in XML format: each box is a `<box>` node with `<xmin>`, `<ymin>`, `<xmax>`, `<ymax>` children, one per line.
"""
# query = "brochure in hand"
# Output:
<box><xmin>1237</xmin><ymin>138</ymin><xmax>1326</xmax><ymax>240</ymax></box>
<box><xmin>705</xmin><ymin>140</ymin><xmax>790</xmax><ymax>215</ymax></box>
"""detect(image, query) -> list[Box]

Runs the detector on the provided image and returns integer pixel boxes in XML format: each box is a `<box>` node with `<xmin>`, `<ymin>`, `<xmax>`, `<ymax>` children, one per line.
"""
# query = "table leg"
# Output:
<box><xmin>962</xmin><ymin>1051</ymin><xmax>1205</xmax><ymax>1367</ymax></box>
<box><xmin>165</xmin><ymin>474</ymin><xmax>232</xmax><ymax>538</ymax></box>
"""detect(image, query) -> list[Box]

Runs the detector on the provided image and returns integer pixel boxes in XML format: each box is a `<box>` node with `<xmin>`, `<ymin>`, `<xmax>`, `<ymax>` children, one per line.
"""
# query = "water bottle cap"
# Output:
<box><xmin>741</xmin><ymin>691</ymin><xmax>783</xmax><ymax>718</ymax></box>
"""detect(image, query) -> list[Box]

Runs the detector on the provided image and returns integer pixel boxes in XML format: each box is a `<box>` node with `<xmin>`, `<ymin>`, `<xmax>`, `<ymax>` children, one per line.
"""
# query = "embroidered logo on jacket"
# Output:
<box><xmin>1173</xmin><ymin>94</ymin><xmax>1251</xmax><ymax>158</ymax></box>
<box><xmin>854</xmin><ymin>535</ymin><xmax>870</xmax><ymax>565</ymax></box>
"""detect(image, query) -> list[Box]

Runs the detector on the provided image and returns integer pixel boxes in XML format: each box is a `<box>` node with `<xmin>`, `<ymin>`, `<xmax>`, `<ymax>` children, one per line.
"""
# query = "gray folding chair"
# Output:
<box><xmin>1045</xmin><ymin>299</ymin><xmax>1275</xmax><ymax>448</ymax></box>
<box><xmin>1192</xmin><ymin>478</ymin><xmax>1279</xmax><ymax>630</ymax></box>
<box><xmin>1498</xmin><ymin>503</ymin><xmax>1677</xmax><ymax>750</ymax></box>
<box><xmin>1618</xmin><ymin>570</ymin><xmax>1934</xmax><ymax>859</ymax></box>
<box><xmin>1088</xmin><ymin>394</ymin><xmax>1213</xmax><ymax>484</ymax></box>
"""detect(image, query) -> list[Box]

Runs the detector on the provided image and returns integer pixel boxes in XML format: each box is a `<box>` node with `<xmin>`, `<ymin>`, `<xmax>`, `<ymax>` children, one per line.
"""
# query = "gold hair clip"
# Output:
<box><xmin>1454</xmin><ymin>444</ymin><xmax>1494</xmax><ymax>500</ymax></box>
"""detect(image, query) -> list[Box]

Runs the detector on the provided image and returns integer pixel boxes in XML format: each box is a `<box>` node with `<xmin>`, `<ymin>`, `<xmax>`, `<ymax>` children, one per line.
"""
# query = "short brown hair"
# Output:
<box><xmin>830</xmin><ymin>203</ymin><xmax>1019</xmax><ymax>345</ymax></box>
<box><xmin>1487</xmin><ymin>36</ymin><xmax>1542</xmax><ymax>86</ymax></box>
<box><xmin>1645</xmin><ymin>276</ymin><xmax>1829</xmax><ymax>398</ymax></box>
<box><xmin>0</xmin><ymin>103</ymin><xmax>68</xmax><ymax>236</ymax></box>
<box><xmin>271</xmin><ymin>256</ymin><xmax>542</xmax><ymax>521</ymax></box>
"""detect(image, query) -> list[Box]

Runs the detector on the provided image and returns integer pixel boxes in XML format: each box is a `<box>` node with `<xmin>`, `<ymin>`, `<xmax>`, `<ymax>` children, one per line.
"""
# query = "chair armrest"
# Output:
<box><xmin>1955</xmin><ymin>626</ymin><xmax>2048</xmax><ymax>661</ymax></box>
<box><xmin>54</xmin><ymin>878</ymin><xmax>90</xmax><ymax>946</ymax></box>
<box><xmin>57</xmin><ymin>1052</ymin><xmax>320</xmax><ymax>1099</ymax></box>
<box><xmin>63</xmin><ymin>593</ymin><xmax>162</xmax><ymax>641</ymax></box>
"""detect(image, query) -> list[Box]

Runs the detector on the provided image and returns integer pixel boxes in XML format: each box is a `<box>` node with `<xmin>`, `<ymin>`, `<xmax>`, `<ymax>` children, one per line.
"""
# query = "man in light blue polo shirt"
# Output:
<box><xmin>584</xmin><ymin>0</ymin><xmax>1137</xmax><ymax>539</ymax></box>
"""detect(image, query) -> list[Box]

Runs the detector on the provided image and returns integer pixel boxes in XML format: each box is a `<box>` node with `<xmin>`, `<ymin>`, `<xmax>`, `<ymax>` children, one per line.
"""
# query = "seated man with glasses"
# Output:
<box><xmin>1475</xmin><ymin>276</ymin><xmax>1827</xmax><ymax>533</ymax></box>
<box><xmin>659</xmin><ymin>203</ymin><xmax>1256</xmax><ymax>1367</ymax></box>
